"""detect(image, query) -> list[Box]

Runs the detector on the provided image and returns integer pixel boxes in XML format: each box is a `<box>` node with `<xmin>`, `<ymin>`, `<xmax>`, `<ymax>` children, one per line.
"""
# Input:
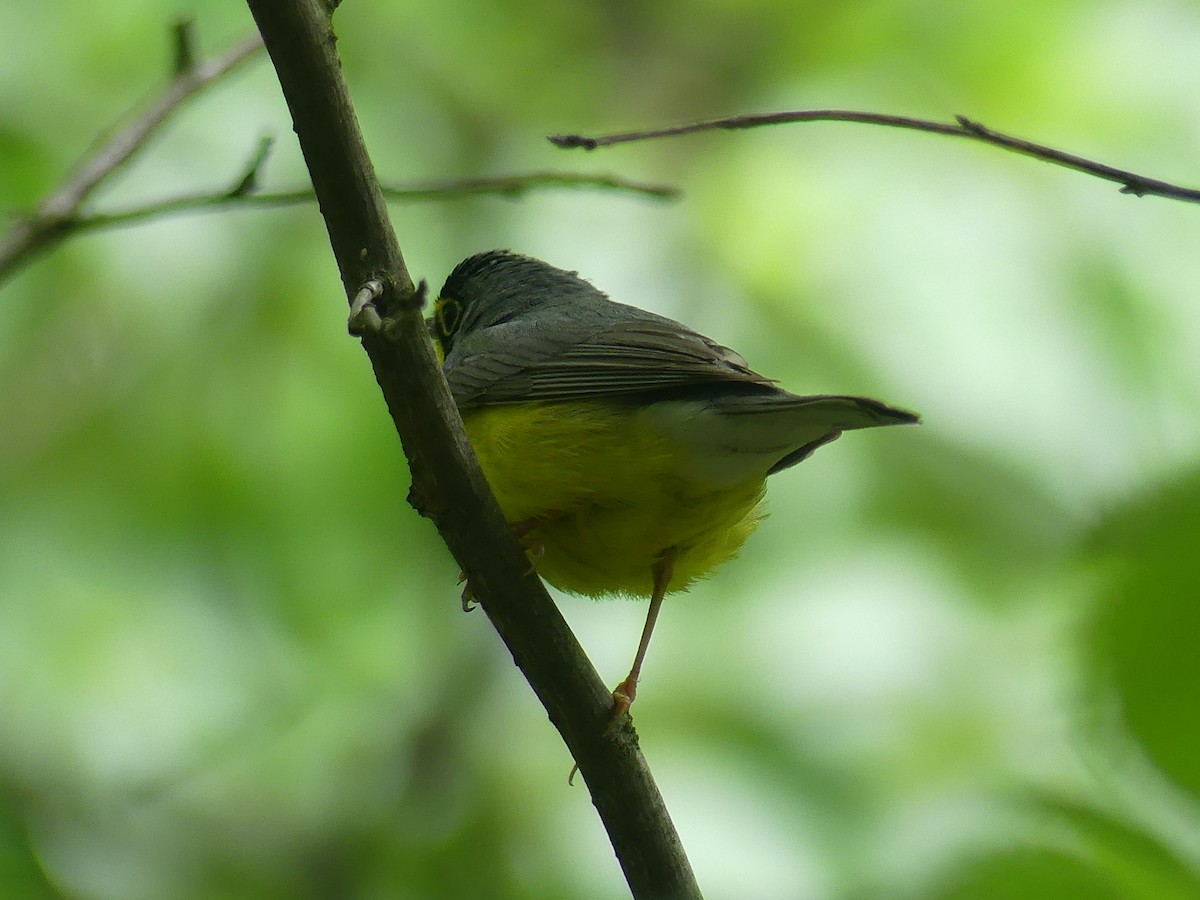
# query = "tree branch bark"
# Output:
<box><xmin>242</xmin><ymin>2</ymin><xmax>700</xmax><ymax>897</ymax></box>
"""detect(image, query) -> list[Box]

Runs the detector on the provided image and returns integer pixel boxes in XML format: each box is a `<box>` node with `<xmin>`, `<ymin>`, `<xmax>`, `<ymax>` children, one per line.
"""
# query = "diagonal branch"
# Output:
<box><xmin>550</xmin><ymin>109</ymin><xmax>1200</xmax><ymax>205</ymax></box>
<box><xmin>0</xmin><ymin>23</ymin><xmax>264</xmax><ymax>283</ymax></box>
<box><xmin>242</xmin><ymin>2</ymin><xmax>700</xmax><ymax>898</ymax></box>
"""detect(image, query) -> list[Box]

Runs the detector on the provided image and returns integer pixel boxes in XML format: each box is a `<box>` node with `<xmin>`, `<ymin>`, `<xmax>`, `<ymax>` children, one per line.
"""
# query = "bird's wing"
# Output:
<box><xmin>444</xmin><ymin>309</ymin><xmax>775</xmax><ymax>407</ymax></box>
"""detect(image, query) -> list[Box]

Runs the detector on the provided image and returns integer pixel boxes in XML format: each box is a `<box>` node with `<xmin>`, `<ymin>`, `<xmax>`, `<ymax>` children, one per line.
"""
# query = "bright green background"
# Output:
<box><xmin>3</xmin><ymin>2</ymin><xmax>1200</xmax><ymax>898</ymax></box>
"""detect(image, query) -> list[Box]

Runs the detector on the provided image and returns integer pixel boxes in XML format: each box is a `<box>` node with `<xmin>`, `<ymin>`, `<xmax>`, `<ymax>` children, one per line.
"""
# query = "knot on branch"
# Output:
<box><xmin>547</xmin><ymin>133</ymin><xmax>598</xmax><ymax>150</ymax></box>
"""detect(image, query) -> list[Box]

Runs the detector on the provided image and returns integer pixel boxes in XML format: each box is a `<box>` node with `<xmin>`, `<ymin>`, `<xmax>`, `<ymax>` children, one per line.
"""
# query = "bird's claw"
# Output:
<box><xmin>523</xmin><ymin>538</ymin><xmax>545</xmax><ymax>575</ymax></box>
<box><xmin>458</xmin><ymin>572</ymin><xmax>477</xmax><ymax>612</ymax></box>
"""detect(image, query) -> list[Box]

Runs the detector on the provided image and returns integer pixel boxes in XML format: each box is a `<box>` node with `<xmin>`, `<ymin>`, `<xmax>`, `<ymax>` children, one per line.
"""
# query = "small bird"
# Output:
<box><xmin>431</xmin><ymin>250</ymin><xmax>918</xmax><ymax>725</ymax></box>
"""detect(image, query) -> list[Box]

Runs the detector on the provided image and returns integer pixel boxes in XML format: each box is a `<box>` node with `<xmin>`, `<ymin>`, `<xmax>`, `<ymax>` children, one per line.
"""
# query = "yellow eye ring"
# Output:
<box><xmin>435</xmin><ymin>297</ymin><xmax>462</xmax><ymax>338</ymax></box>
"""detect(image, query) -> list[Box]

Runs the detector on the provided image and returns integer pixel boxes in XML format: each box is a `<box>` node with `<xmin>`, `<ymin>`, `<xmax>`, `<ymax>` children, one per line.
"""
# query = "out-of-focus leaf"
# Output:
<box><xmin>1066</xmin><ymin>254</ymin><xmax>1164</xmax><ymax>390</ymax></box>
<box><xmin>930</xmin><ymin>847</ymin><xmax>1122</xmax><ymax>900</ymax></box>
<box><xmin>1086</xmin><ymin>469</ymin><xmax>1200</xmax><ymax>801</ymax></box>
<box><xmin>0</xmin><ymin>791</ymin><xmax>61</xmax><ymax>899</ymax></box>
<box><xmin>872</xmin><ymin>436</ymin><xmax>1074</xmax><ymax>593</ymax></box>
<box><xmin>1028</xmin><ymin>791</ymin><xmax>1200</xmax><ymax>900</ymax></box>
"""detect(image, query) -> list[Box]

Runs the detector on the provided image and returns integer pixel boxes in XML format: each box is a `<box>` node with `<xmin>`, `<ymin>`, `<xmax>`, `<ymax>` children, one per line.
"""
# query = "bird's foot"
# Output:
<box><xmin>512</xmin><ymin>519</ymin><xmax>546</xmax><ymax>575</ymax></box>
<box><xmin>458</xmin><ymin>571</ymin><xmax>477</xmax><ymax>612</ymax></box>
<box><xmin>522</xmin><ymin>538</ymin><xmax>545</xmax><ymax>575</ymax></box>
<box><xmin>605</xmin><ymin>676</ymin><xmax>637</xmax><ymax>734</ymax></box>
<box><xmin>456</xmin><ymin>520</ymin><xmax>545</xmax><ymax>611</ymax></box>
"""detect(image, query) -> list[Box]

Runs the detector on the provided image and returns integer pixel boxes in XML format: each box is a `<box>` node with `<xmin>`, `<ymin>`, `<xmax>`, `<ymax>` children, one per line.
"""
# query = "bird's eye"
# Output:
<box><xmin>435</xmin><ymin>297</ymin><xmax>462</xmax><ymax>338</ymax></box>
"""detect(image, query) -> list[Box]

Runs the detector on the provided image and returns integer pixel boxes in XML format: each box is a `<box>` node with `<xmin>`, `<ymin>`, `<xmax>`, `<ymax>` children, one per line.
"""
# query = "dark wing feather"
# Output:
<box><xmin>444</xmin><ymin>306</ymin><xmax>775</xmax><ymax>407</ymax></box>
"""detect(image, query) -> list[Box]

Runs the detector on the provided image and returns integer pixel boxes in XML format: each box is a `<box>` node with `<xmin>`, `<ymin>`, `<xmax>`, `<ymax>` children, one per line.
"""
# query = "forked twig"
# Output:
<box><xmin>0</xmin><ymin>23</ymin><xmax>264</xmax><ymax>283</ymax></box>
<box><xmin>0</xmin><ymin>22</ymin><xmax>678</xmax><ymax>288</ymax></box>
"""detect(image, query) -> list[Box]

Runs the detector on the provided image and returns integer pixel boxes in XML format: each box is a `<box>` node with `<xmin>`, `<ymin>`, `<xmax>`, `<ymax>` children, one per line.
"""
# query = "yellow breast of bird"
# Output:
<box><xmin>462</xmin><ymin>399</ymin><xmax>767</xmax><ymax>598</ymax></box>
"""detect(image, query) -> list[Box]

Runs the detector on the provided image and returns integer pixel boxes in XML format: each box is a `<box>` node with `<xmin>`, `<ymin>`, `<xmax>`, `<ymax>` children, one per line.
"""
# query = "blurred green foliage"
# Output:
<box><xmin>2</xmin><ymin>1</ymin><xmax>1200</xmax><ymax>898</ymax></box>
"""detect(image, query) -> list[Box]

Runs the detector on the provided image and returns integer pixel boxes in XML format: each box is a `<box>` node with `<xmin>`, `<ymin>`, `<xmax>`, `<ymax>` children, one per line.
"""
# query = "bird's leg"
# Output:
<box><xmin>512</xmin><ymin>519</ymin><xmax>546</xmax><ymax>573</ymax></box>
<box><xmin>459</xmin><ymin>519</ymin><xmax>546</xmax><ymax>611</ymax></box>
<box><xmin>607</xmin><ymin>548</ymin><xmax>677</xmax><ymax>732</ymax></box>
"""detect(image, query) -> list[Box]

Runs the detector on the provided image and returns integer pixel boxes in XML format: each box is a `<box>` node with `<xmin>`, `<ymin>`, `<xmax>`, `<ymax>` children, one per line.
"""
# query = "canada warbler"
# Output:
<box><xmin>431</xmin><ymin>250</ymin><xmax>918</xmax><ymax>722</ymax></box>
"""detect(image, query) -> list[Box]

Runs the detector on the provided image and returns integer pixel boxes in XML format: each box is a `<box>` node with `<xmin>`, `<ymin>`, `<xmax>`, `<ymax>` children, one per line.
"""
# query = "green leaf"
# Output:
<box><xmin>931</xmin><ymin>846</ymin><xmax>1122</xmax><ymax>900</ymax></box>
<box><xmin>1087</xmin><ymin>469</ymin><xmax>1200</xmax><ymax>801</ymax></box>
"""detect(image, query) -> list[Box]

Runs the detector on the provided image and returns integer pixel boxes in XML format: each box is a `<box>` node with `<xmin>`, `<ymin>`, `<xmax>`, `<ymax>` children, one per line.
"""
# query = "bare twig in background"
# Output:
<box><xmin>243</xmin><ymin>1</ymin><xmax>701</xmax><ymax>897</ymax></box>
<box><xmin>0</xmin><ymin>20</ymin><xmax>677</xmax><ymax>290</ymax></box>
<box><xmin>0</xmin><ymin>23</ymin><xmax>264</xmax><ymax>283</ymax></box>
<box><xmin>550</xmin><ymin>109</ymin><xmax>1200</xmax><ymax>205</ymax></box>
<box><xmin>378</xmin><ymin>170</ymin><xmax>680</xmax><ymax>201</ymax></box>
<box><xmin>23</xmin><ymin>170</ymin><xmax>680</xmax><ymax>240</ymax></box>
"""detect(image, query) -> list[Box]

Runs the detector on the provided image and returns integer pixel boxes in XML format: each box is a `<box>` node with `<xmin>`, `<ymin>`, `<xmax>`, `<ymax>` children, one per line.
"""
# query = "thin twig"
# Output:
<box><xmin>33</xmin><ymin>171</ymin><xmax>680</xmax><ymax>236</ymax></box>
<box><xmin>381</xmin><ymin>170</ymin><xmax>680</xmax><ymax>200</ymax></box>
<box><xmin>228</xmin><ymin>136</ymin><xmax>275</xmax><ymax>197</ymax></box>
<box><xmin>550</xmin><ymin>109</ymin><xmax>1200</xmax><ymax>205</ymax></box>
<box><xmin>0</xmin><ymin>28</ymin><xmax>264</xmax><ymax>283</ymax></box>
<box><xmin>171</xmin><ymin>17</ymin><xmax>201</xmax><ymax>76</ymax></box>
